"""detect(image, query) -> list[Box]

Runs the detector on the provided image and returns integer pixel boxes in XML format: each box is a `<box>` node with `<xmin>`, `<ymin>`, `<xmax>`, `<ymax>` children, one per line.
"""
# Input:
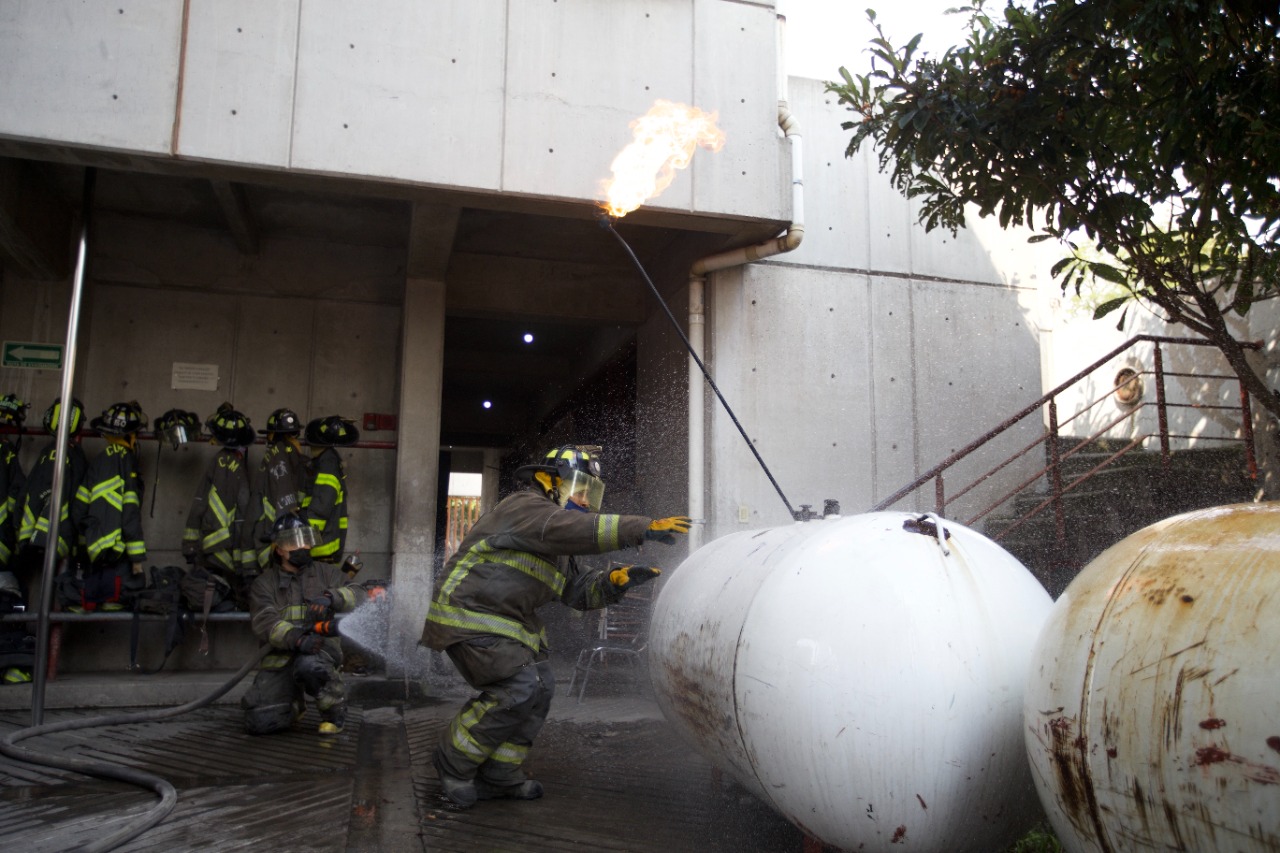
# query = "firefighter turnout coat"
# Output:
<box><xmin>300</xmin><ymin>447</ymin><xmax>348</xmax><ymax>564</ymax></box>
<box><xmin>183</xmin><ymin>447</ymin><xmax>253</xmax><ymax>573</ymax></box>
<box><xmin>249</xmin><ymin>437</ymin><xmax>308</xmax><ymax>568</ymax></box>
<box><xmin>0</xmin><ymin>438</ymin><xmax>24</xmax><ymax>568</ymax></box>
<box><xmin>249</xmin><ymin>559</ymin><xmax>363</xmax><ymax>670</ymax></box>
<box><xmin>17</xmin><ymin>442</ymin><xmax>87</xmax><ymax>560</ymax></box>
<box><xmin>76</xmin><ymin>440</ymin><xmax>146</xmax><ymax>567</ymax></box>
<box><xmin>421</xmin><ymin>488</ymin><xmax>651</xmax><ymax>659</ymax></box>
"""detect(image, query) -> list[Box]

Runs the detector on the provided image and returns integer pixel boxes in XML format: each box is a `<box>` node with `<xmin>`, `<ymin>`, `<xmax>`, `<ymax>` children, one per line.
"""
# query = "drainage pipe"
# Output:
<box><xmin>686</xmin><ymin>47</ymin><xmax>804</xmax><ymax>552</ymax></box>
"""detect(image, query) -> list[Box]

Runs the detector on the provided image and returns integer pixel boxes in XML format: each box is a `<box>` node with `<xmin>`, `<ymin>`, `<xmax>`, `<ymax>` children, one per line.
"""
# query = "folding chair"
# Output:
<box><xmin>566</xmin><ymin>584</ymin><xmax>653</xmax><ymax>702</ymax></box>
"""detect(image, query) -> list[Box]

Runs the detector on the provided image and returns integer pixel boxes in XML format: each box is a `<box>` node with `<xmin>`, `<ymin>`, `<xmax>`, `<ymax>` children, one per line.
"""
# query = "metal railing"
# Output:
<box><xmin>873</xmin><ymin>334</ymin><xmax>1261</xmax><ymax>557</ymax></box>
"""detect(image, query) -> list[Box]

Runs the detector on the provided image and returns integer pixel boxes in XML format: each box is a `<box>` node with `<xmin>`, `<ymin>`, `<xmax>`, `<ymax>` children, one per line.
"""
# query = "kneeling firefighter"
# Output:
<box><xmin>421</xmin><ymin>444</ymin><xmax>691</xmax><ymax>807</ymax></box>
<box><xmin>242</xmin><ymin>515</ymin><xmax>365</xmax><ymax>736</ymax></box>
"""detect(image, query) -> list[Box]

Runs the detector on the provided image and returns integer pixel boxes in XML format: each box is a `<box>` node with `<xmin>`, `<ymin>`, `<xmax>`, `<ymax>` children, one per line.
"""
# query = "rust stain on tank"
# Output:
<box><xmin>915</xmin><ymin>793</ymin><xmax>927</xmax><ymax>810</ymax></box>
<box><xmin>1191</xmin><ymin>745</ymin><xmax>1280</xmax><ymax>785</ymax></box>
<box><xmin>890</xmin><ymin>825</ymin><xmax>907</xmax><ymax>843</ymax></box>
<box><xmin>1047</xmin><ymin>716</ymin><xmax>1089</xmax><ymax>825</ymax></box>
<box><xmin>1199</xmin><ymin>717</ymin><xmax>1227</xmax><ymax>730</ymax></box>
<box><xmin>1195</xmin><ymin>745</ymin><xmax>1231</xmax><ymax>766</ymax></box>
<box><xmin>662</xmin><ymin>632</ymin><xmax>734</xmax><ymax>744</ymax></box>
<box><xmin>1267</xmin><ymin>736</ymin><xmax>1280</xmax><ymax>754</ymax></box>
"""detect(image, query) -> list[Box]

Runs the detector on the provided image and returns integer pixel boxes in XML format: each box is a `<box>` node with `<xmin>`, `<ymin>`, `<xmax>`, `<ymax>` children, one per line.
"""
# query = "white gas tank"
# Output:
<box><xmin>649</xmin><ymin>511</ymin><xmax>1053</xmax><ymax>853</ymax></box>
<box><xmin>1024</xmin><ymin>502</ymin><xmax>1280</xmax><ymax>853</ymax></box>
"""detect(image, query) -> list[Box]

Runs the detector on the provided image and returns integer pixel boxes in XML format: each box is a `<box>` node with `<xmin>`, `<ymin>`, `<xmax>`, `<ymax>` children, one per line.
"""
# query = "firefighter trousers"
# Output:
<box><xmin>436</xmin><ymin>636</ymin><xmax>554</xmax><ymax>784</ymax></box>
<box><xmin>241</xmin><ymin>649</ymin><xmax>345</xmax><ymax>735</ymax></box>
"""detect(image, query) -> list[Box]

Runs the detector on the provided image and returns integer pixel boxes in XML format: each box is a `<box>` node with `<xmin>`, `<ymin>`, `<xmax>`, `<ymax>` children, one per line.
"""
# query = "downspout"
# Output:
<box><xmin>686</xmin><ymin>14</ymin><xmax>804</xmax><ymax>552</ymax></box>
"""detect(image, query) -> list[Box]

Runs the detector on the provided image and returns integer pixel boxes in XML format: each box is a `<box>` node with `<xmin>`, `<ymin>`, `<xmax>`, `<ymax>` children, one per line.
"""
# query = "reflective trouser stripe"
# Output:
<box><xmin>447</xmin><ymin>696</ymin><xmax>498</xmax><ymax>762</ymax></box>
<box><xmin>489</xmin><ymin>741</ymin><xmax>529</xmax><ymax>766</ymax></box>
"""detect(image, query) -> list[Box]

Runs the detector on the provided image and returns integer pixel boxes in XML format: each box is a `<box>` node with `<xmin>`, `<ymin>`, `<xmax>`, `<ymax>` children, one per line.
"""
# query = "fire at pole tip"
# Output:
<box><xmin>599</xmin><ymin>99</ymin><xmax>726</xmax><ymax>219</ymax></box>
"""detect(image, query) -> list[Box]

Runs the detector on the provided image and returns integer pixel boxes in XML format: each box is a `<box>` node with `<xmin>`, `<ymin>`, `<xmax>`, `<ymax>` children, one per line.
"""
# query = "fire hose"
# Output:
<box><xmin>1</xmin><ymin>584</ymin><xmax>387</xmax><ymax>852</ymax></box>
<box><xmin>0</xmin><ymin>644</ymin><xmax>271</xmax><ymax>853</ymax></box>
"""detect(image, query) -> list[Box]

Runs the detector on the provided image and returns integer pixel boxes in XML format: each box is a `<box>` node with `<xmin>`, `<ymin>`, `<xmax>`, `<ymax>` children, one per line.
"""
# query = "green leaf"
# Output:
<box><xmin>1092</xmin><ymin>296</ymin><xmax>1129</xmax><ymax>320</ymax></box>
<box><xmin>1089</xmin><ymin>263</ymin><xmax>1127</xmax><ymax>285</ymax></box>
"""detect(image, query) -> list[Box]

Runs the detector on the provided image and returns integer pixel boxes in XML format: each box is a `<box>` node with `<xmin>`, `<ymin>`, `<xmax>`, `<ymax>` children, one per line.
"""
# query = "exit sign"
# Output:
<box><xmin>2</xmin><ymin>341</ymin><xmax>64</xmax><ymax>370</ymax></box>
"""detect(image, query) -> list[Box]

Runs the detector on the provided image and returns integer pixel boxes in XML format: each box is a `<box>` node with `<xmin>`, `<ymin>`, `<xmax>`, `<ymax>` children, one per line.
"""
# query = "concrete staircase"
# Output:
<box><xmin>984</xmin><ymin>440</ymin><xmax>1259</xmax><ymax>598</ymax></box>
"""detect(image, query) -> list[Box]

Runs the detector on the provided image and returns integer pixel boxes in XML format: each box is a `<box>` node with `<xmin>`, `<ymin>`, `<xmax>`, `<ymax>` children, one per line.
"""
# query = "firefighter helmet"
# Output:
<box><xmin>91</xmin><ymin>401</ymin><xmax>147</xmax><ymax>436</ymax></box>
<box><xmin>267</xmin><ymin>512</ymin><xmax>318</xmax><ymax>550</ymax></box>
<box><xmin>0</xmin><ymin>394</ymin><xmax>28</xmax><ymax>428</ymax></box>
<box><xmin>305</xmin><ymin>415</ymin><xmax>359</xmax><ymax>447</ymax></box>
<box><xmin>515</xmin><ymin>444</ymin><xmax>605</xmax><ymax>511</ymax></box>
<box><xmin>206</xmin><ymin>403</ymin><xmax>254</xmax><ymax>447</ymax></box>
<box><xmin>258</xmin><ymin>407</ymin><xmax>302</xmax><ymax>436</ymax></box>
<box><xmin>155</xmin><ymin>409</ymin><xmax>202</xmax><ymax>448</ymax></box>
<box><xmin>43</xmin><ymin>397</ymin><xmax>85</xmax><ymax>436</ymax></box>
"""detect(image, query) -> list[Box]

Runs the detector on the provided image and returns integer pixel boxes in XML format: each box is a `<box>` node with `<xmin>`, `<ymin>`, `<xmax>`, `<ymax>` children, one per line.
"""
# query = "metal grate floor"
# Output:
<box><xmin>0</xmin><ymin>685</ymin><xmax>804</xmax><ymax>852</ymax></box>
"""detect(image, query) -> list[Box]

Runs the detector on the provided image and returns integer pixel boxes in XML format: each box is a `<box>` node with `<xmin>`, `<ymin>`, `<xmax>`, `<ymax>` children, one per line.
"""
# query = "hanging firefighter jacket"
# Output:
<box><xmin>183</xmin><ymin>447</ymin><xmax>253</xmax><ymax>574</ymax></box>
<box><xmin>0</xmin><ymin>438</ymin><xmax>25</xmax><ymax>569</ymax></box>
<box><xmin>300</xmin><ymin>447</ymin><xmax>348</xmax><ymax>564</ymax></box>
<box><xmin>249</xmin><ymin>437</ymin><xmax>308</xmax><ymax>568</ymax></box>
<box><xmin>421</xmin><ymin>489</ymin><xmax>650</xmax><ymax>657</ymax></box>
<box><xmin>76</xmin><ymin>439</ymin><xmax>147</xmax><ymax>567</ymax></box>
<box><xmin>16</xmin><ymin>441</ymin><xmax>87</xmax><ymax>560</ymax></box>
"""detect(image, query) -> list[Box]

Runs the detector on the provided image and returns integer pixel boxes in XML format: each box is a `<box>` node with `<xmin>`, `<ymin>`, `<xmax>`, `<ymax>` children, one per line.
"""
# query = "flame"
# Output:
<box><xmin>600</xmin><ymin>100</ymin><xmax>726</xmax><ymax>218</ymax></box>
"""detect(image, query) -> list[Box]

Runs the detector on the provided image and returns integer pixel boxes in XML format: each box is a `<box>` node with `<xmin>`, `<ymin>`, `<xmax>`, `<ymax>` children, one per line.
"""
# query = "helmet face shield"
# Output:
<box><xmin>558</xmin><ymin>469</ymin><xmax>605</xmax><ymax>512</ymax></box>
<box><xmin>273</xmin><ymin>524</ymin><xmax>318</xmax><ymax>551</ymax></box>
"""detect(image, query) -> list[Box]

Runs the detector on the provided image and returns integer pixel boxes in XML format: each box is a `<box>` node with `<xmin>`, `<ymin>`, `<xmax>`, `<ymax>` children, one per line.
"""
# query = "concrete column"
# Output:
<box><xmin>387</xmin><ymin>275</ymin><xmax>445</xmax><ymax>680</ymax></box>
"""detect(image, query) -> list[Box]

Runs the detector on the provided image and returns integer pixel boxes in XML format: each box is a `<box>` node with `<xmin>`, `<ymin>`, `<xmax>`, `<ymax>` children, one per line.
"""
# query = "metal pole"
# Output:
<box><xmin>1154</xmin><ymin>343</ymin><xmax>1170</xmax><ymax>470</ymax></box>
<box><xmin>31</xmin><ymin>167</ymin><xmax>94</xmax><ymax>726</ymax></box>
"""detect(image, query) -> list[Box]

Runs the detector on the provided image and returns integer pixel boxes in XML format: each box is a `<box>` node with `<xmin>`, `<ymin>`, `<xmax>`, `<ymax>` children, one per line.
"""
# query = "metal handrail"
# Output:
<box><xmin>872</xmin><ymin>335</ymin><xmax>1262</xmax><ymax>572</ymax></box>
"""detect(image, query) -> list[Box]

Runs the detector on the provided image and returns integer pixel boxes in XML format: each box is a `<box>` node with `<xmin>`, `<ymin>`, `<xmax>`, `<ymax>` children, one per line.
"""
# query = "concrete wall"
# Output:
<box><xmin>0</xmin><ymin>0</ymin><xmax>783</xmax><ymax>221</ymax></box>
<box><xmin>663</xmin><ymin>77</ymin><xmax>1048</xmax><ymax>541</ymax></box>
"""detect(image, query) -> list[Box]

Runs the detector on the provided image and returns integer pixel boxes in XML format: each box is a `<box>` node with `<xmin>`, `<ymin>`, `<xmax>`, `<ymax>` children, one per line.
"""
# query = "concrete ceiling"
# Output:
<box><xmin>0</xmin><ymin>148</ymin><xmax>785</xmax><ymax>450</ymax></box>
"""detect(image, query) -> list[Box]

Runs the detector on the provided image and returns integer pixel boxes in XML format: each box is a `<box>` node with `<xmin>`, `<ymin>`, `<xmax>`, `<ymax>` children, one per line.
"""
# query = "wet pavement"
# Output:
<box><xmin>0</xmin><ymin>670</ymin><xmax>805</xmax><ymax>852</ymax></box>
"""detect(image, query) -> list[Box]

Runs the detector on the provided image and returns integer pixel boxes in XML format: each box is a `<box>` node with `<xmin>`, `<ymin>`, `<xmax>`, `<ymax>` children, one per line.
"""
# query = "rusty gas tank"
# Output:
<box><xmin>1024</xmin><ymin>502</ymin><xmax>1280</xmax><ymax>853</ymax></box>
<box><xmin>649</xmin><ymin>511</ymin><xmax>1053</xmax><ymax>853</ymax></box>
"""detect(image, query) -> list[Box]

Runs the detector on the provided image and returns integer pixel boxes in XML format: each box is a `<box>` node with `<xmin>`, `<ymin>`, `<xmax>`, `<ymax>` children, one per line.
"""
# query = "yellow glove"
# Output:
<box><xmin>609</xmin><ymin>566</ymin><xmax>661</xmax><ymax>591</ymax></box>
<box><xmin>645</xmin><ymin>516</ymin><xmax>692</xmax><ymax>544</ymax></box>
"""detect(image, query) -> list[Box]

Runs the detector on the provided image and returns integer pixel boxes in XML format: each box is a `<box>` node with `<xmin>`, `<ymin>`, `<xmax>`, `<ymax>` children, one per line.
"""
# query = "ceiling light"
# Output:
<box><xmin>523</xmin><ymin>333</ymin><xmax>534</xmax><ymax>344</ymax></box>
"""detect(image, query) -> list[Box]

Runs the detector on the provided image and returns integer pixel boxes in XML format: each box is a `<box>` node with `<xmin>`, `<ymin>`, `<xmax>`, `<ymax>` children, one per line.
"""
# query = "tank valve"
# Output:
<box><xmin>823</xmin><ymin>499</ymin><xmax>841</xmax><ymax>518</ymax></box>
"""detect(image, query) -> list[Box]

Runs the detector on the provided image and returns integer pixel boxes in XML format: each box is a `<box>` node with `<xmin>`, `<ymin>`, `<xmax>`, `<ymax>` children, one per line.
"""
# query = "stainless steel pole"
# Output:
<box><xmin>31</xmin><ymin>167</ymin><xmax>94</xmax><ymax>725</ymax></box>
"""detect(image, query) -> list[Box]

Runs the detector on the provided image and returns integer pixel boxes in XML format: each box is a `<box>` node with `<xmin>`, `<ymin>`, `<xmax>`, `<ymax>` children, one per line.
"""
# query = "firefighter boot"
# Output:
<box><xmin>433</xmin><ymin>751</ymin><xmax>477</xmax><ymax>808</ymax></box>
<box><xmin>475</xmin><ymin>779</ymin><xmax>544</xmax><ymax>801</ymax></box>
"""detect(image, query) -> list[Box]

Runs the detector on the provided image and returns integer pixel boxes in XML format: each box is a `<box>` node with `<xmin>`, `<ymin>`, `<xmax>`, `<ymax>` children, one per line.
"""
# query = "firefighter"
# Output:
<box><xmin>0</xmin><ymin>394</ymin><xmax>28</xmax><ymax>575</ymax></box>
<box><xmin>242</xmin><ymin>514</ymin><xmax>364</xmax><ymax>736</ymax></box>
<box><xmin>300</xmin><ymin>415</ymin><xmax>357</xmax><ymax>566</ymax></box>
<box><xmin>248</xmin><ymin>407</ymin><xmax>308</xmax><ymax>570</ymax></box>
<box><xmin>0</xmin><ymin>395</ymin><xmax>31</xmax><ymax>685</ymax></box>
<box><xmin>183</xmin><ymin>403</ymin><xmax>255</xmax><ymax>606</ymax></box>
<box><xmin>421</xmin><ymin>444</ymin><xmax>691</xmax><ymax>807</ymax></box>
<box><xmin>14</xmin><ymin>398</ymin><xmax>88</xmax><ymax>602</ymax></box>
<box><xmin>75</xmin><ymin>401</ymin><xmax>149</xmax><ymax>611</ymax></box>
